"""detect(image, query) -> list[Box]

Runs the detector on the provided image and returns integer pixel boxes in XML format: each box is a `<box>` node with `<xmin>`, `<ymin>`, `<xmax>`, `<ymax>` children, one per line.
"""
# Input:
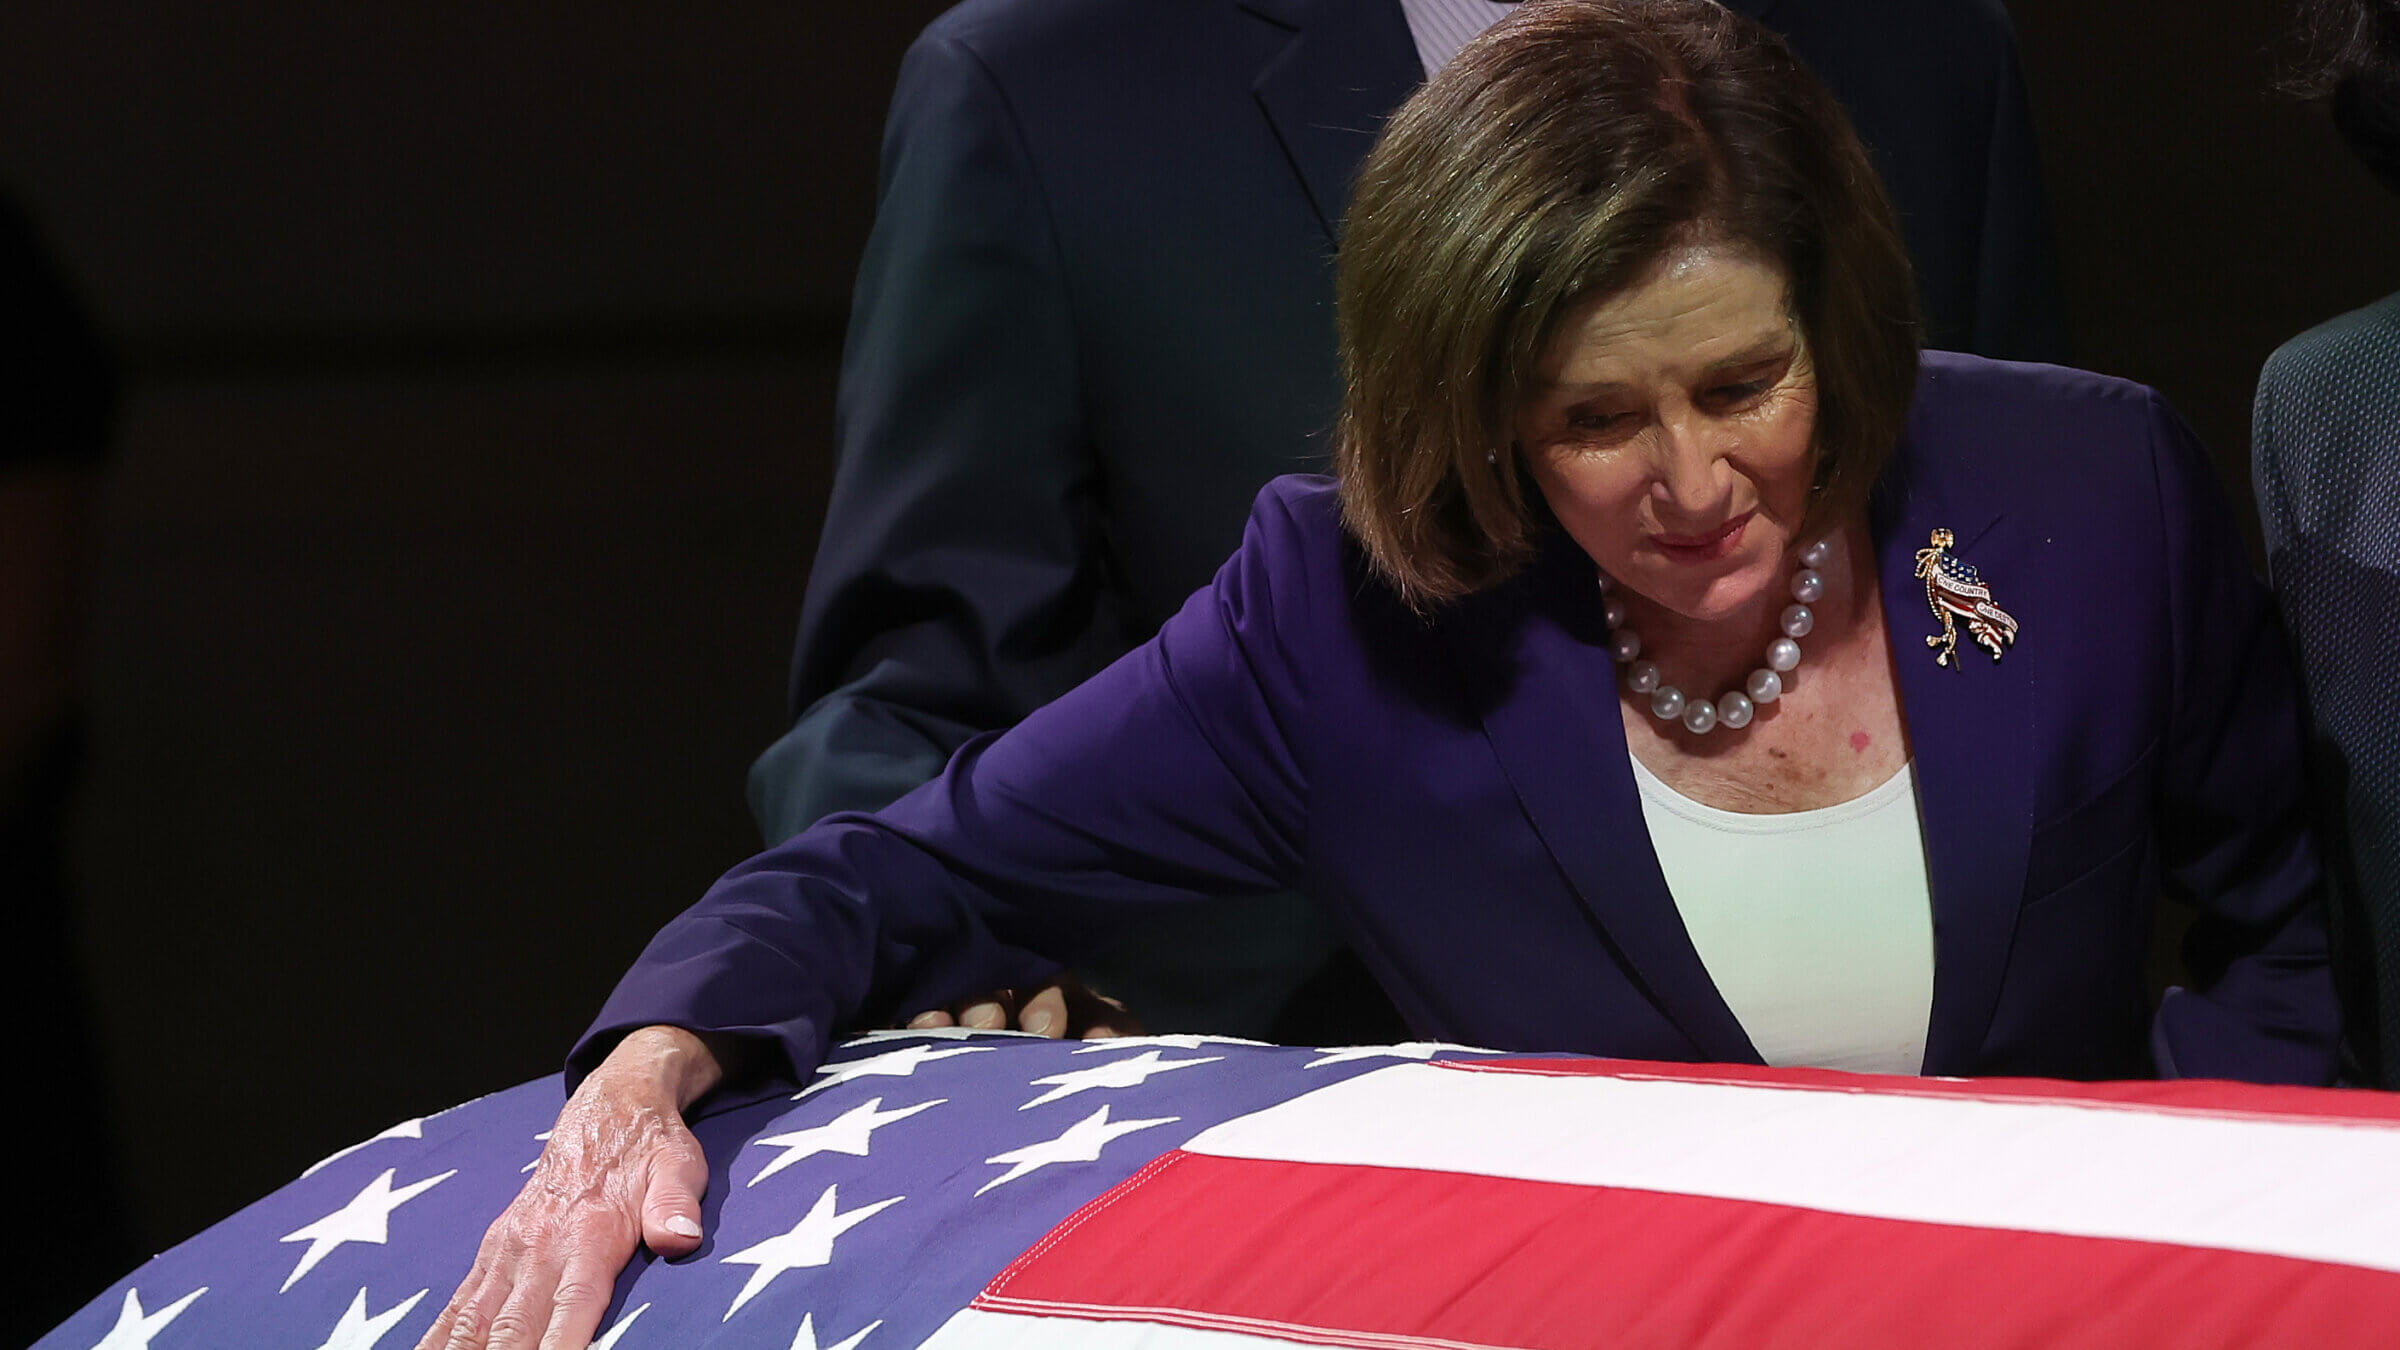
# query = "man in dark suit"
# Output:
<box><xmin>2252</xmin><ymin>0</ymin><xmax>2400</xmax><ymax>1086</ymax></box>
<box><xmin>752</xmin><ymin>0</ymin><xmax>2066</xmax><ymax>1037</ymax></box>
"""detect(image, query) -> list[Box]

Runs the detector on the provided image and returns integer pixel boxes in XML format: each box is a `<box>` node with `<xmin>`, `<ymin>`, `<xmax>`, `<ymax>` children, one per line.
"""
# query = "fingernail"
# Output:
<box><xmin>964</xmin><ymin>1003</ymin><xmax>1002</xmax><ymax>1029</ymax></box>
<box><xmin>907</xmin><ymin>1012</ymin><xmax>941</xmax><ymax>1028</ymax></box>
<box><xmin>664</xmin><ymin>1214</ymin><xmax>701</xmax><ymax>1238</ymax></box>
<box><xmin>1022</xmin><ymin>1008</ymin><xmax>1055</xmax><ymax>1035</ymax></box>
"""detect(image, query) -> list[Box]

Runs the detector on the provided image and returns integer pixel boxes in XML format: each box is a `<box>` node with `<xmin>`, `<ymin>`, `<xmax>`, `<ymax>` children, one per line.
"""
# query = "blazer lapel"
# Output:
<box><xmin>1237</xmin><ymin>0</ymin><xmax>1425</xmax><ymax>239</ymax></box>
<box><xmin>1472</xmin><ymin>439</ymin><xmax>2044</xmax><ymax>1075</ymax></box>
<box><xmin>1468</xmin><ymin>552</ymin><xmax>1764</xmax><ymax>1065</ymax></box>
<box><xmin>1874</xmin><ymin>465</ymin><xmax>2039</xmax><ymax>1075</ymax></box>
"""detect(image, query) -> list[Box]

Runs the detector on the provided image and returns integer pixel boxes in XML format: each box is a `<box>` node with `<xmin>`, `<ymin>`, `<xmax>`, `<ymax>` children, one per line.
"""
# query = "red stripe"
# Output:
<box><xmin>977</xmin><ymin>1151</ymin><xmax>2400</xmax><ymax>1349</ymax></box>
<box><xmin>1452</xmin><ymin>1057</ymin><xmax>2400</xmax><ymax>1125</ymax></box>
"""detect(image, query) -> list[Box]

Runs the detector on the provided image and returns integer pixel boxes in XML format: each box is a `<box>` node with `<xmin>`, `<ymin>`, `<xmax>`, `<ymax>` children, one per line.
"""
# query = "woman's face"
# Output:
<box><xmin>1514</xmin><ymin>241</ymin><xmax>1820</xmax><ymax>625</ymax></box>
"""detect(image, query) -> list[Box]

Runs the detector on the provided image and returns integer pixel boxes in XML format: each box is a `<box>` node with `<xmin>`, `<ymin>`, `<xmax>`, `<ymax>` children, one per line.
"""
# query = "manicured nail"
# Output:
<box><xmin>907</xmin><ymin>1012</ymin><xmax>942</xmax><ymax>1028</ymax></box>
<box><xmin>664</xmin><ymin>1214</ymin><xmax>701</xmax><ymax>1238</ymax></box>
<box><xmin>1022</xmin><ymin>1008</ymin><xmax>1055</xmax><ymax>1035</ymax></box>
<box><xmin>964</xmin><ymin>1003</ymin><xmax>1002</xmax><ymax>1029</ymax></box>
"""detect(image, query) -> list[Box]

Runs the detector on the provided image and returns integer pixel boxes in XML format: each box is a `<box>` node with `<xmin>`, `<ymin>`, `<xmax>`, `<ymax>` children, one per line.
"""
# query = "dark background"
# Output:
<box><xmin>2</xmin><ymin>0</ymin><xmax>2393</xmax><ymax>1296</ymax></box>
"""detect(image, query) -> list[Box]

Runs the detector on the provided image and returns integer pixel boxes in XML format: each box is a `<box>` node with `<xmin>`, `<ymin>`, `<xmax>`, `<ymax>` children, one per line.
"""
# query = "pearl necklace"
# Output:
<box><xmin>1601</xmin><ymin>537</ymin><xmax>1832</xmax><ymax>735</ymax></box>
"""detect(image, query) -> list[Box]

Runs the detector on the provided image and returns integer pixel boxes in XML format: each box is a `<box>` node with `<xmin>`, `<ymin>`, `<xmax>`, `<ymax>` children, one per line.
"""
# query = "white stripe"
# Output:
<box><xmin>1179</xmin><ymin>1063</ymin><xmax>2400</xmax><ymax>1273</ymax></box>
<box><xmin>923</xmin><ymin>1307</ymin><xmax>1308</xmax><ymax>1349</ymax></box>
<box><xmin>973</xmin><ymin>1294</ymin><xmax>1520</xmax><ymax>1350</ymax></box>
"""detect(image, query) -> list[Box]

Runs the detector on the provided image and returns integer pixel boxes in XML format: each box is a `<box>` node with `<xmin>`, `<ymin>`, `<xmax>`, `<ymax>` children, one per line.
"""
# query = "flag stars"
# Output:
<box><xmin>846</xmin><ymin>1026</ymin><xmax>1038</xmax><ymax>1044</ymax></box>
<box><xmin>86</xmin><ymin>1286</ymin><xmax>206</xmax><ymax>1350</ymax></box>
<box><xmin>278</xmin><ymin>1167</ymin><xmax>456</xmax><ymax>1293</ymax></box>
<box><xmin>1070</xmin><ymin>1033</ymin><xmax>1264</xmax><ymax>1053</ymax></box>
<box><xmin>801</xmin><ymin>1044</ymin><xmax>995</xmax><ymax>1098</ymax></box>
<box><xmin>1020</xmin><ymin>1050</ymin><xmax>1222</xmax><ymax>1110</ymax></box>
<box><xmin>1302</xmin><ymin>1042</ymin><xmax>1478</xmax><ymax>1069</ymax></box>
<box><xmin>791</xmin><ymin>1312</ymin><xmax>884</xmax><ymax>1349</ymax></box>
<box><xmin>978</xmin><ymin>1105</ymin><xmax>1179</xmax><ymax>1195</ymax></box>
<box><xmin>308</xmin><ymin>1287</ymin><xmax>428</xmax><ymax>1350</ymax></box>
<box><xmin>720</xmin><ymin>1185</ymin><xmax>904</xmax><ymax>1320</ymax></box>
<box><xmin>302</xmin><ymin>1118</ymin><xmax>425</xmax><ymax>1178</ymax></box>
<box><xmin>748</xmin><ymin>1096</ymin><xmax>946</xmax><ymax>1187</ymax></box>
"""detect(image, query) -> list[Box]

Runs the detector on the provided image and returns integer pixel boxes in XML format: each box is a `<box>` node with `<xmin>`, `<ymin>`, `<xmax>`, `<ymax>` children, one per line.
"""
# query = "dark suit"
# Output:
<box><xmin>752</xmin><ymin>0</ymin><xmax>2067</xmax><ymax>1034</ymax></box>
<box><xmin>2254</xmin><ymin>291</ymin><xmax>2400</xmax><ymax>1086</ymax></box>
<box><xmin>602</xmin><ymin>357</ymin><xmax>2336</xmax><ymax>1089</ymax></box>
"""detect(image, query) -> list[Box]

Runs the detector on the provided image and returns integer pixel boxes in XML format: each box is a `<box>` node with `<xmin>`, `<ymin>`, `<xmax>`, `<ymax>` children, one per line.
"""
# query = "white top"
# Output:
<box><xmin>1630</xmin><ymin>753</ymin><xmax>1936</xmax><ymax>1075</ymax></box>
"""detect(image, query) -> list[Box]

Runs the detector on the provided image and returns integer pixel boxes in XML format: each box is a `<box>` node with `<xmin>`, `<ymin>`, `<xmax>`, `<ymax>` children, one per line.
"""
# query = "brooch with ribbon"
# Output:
<box><xmin>1914</xmin><ymin>528</ymin><xmax>2018</xmax><ymax>667</ymax></box>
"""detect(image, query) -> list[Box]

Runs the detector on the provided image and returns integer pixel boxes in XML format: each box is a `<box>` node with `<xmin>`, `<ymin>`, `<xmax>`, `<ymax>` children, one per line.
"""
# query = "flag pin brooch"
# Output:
<box><xmin>1914</xmin><ymin>528</ymin><xmax>2018</xmax><ymax>667</ymax></box>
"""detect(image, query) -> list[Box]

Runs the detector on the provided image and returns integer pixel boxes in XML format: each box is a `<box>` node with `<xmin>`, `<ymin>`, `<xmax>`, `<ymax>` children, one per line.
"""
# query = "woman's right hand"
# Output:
<box><xmin>415</xmin><ymin>1024</ymin><xmax>727</xmax><ymax>1350</ymax></box>
<box><xmin>905</xmin><ymin>975</ymin><xmax>1141</xmax><ymax>1039</ymax></box>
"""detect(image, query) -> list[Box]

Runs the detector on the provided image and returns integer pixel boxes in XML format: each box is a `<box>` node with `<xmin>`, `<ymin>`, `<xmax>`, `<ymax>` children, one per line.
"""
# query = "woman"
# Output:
<box><xmin>422</xmin><ymin>3</ymin><xmax>2337</xmax><ymax>1346</ymax></box>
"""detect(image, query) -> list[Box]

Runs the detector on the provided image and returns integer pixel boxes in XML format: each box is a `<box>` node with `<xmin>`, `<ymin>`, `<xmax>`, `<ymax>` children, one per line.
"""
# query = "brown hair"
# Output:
<box><xmin>1334</xmin><ymin>0</ymin><xmax>1921</xmax><ymax>608</ymax></box>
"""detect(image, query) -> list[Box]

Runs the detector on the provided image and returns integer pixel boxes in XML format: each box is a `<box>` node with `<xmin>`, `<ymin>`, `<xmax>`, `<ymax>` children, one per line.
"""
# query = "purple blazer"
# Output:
<box><xmin>579</xmin><ymin>355</ymin><xmax>2339</xmax><ymax>1088</ymax></box>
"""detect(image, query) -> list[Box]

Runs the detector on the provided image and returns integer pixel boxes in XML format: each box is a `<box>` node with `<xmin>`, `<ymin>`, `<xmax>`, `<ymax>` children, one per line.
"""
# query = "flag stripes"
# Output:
<box><xmin>973</xmin><ymin>1152</ymin><xmax>2400</xmax><ymax>1349</ymax></box>
<box><xmin>947</xmin><ymin>1057</ymin><xmax>2400</xmax><ymax>1348</ymax></box>
<box><xmin>1178</xmin><ymin>1060</ymin><xmax>2400</xmax><ymax>1272</ymax></box>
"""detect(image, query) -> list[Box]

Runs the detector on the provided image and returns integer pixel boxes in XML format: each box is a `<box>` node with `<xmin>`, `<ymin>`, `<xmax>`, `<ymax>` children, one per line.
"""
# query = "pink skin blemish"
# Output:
<box><xmin>1850</xmin><ymin>731</ymin><xmax>1871</xmax><ymax>753</ymax></box>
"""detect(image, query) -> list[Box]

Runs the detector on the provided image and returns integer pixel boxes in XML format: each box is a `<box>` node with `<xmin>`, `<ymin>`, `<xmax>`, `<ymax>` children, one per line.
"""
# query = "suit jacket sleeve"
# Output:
<box><xmin>577</xmin><ymin>485</ymin><xmax>1325</xmax><ymax>1089</ymax></box>
<box><xmin>748</xmin><ymin>30</ymin><xmax>1131</xmax><ymax>842</ymax></box>
<box><xmin>1766</xmin><ymin>0</ymin><xmax>2066</xmax><ymax>362</ymax></box>
<box><xmin>1970</xmin><ymin>33</ymin><xmax>2067</xmax><ymax>364</ymax></box>
<box><xmin>2146</xmin><ymin>392</ymin><xmax>2341</xmax><ymax>1082</ymax></box>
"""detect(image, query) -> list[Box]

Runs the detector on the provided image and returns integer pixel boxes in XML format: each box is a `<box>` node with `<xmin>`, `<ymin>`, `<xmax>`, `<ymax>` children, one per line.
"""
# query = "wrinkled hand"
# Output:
<box><xmin>906</xmin><ymin>976</ymin><xmax>1142</xmax><ymax>1039</ymax></box>
<box><xmin>416</xmin><ymin>1026</ymin><xmax>725</xmax><ymax>1350</ymax></box>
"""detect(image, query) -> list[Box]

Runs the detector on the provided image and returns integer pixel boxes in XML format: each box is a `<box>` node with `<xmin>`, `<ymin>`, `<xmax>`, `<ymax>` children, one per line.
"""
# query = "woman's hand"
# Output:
<box><xmin>905</xmin><ymin>976</ymin><xmax>1141</xmax><ymax>1038</ymax></box>
<box><xmin>415</xmin><ymin>1025</ymin><xmax>727</xmax><ymax>1350</ymax></box>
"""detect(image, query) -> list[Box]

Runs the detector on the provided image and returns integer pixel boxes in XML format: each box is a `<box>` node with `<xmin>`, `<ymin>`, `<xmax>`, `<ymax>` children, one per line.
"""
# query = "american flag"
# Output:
<box><xmin>39</xmin><ymin>1032</ymin><xmax>2400</xmax><ymax>1348</ymax></box>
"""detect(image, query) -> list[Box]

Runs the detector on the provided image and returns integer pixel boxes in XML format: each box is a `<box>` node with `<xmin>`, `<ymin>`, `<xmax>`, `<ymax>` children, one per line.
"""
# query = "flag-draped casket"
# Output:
<box><xmin>41</xmin><ymin>1032</ymin><xmax>2400</xmax><ymax>1348</ymax></box>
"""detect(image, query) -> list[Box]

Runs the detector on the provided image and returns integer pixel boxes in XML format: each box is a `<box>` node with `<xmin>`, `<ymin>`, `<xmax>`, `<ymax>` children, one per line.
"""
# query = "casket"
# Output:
<box><xmin>39</xmin><ymin>1032</ymin><xmax>2400</xmax><ymax>1348</ymax></box>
